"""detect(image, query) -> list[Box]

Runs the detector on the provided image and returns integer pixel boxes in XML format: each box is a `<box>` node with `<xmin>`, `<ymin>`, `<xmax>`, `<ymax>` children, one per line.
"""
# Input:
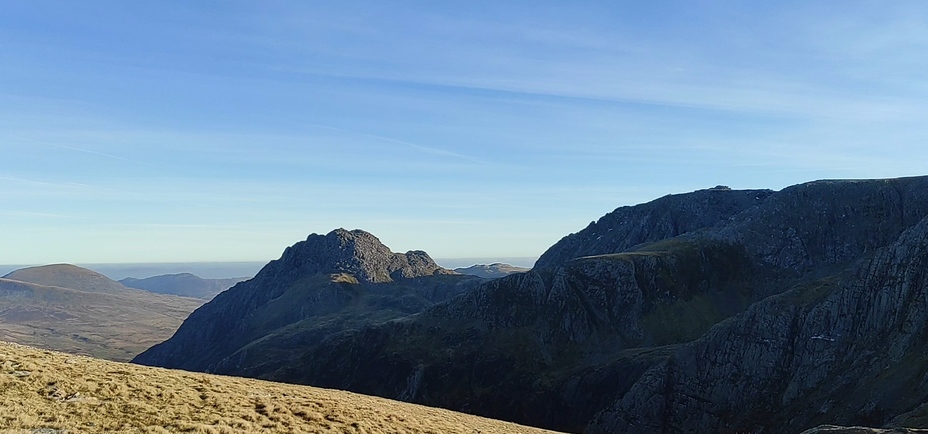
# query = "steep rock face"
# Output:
<box><xmin>534</xmin><ymin>187</ymin><xmax>773</xmax><ymax>269</ymax></box>
<box><xmin>588</xmin><ymin>215</ymin><xmax>928</xmax><ymax>433</ymax></box>
<box><xmin>132</xmin><ymin>229</ymin><xmax>467</xmax><ymax>372</ymax></box>
<box><xmin>710</xmin><ymin>177</ymin><xmax>928</xmax><ymax>272</ymax></box>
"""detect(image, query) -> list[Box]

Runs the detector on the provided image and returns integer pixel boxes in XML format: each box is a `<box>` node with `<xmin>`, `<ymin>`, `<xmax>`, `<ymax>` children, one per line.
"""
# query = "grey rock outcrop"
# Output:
<box><xmin>268</xmin><ymin>228</ymin><xmax>452</xmax><ymax>285</ymax></box>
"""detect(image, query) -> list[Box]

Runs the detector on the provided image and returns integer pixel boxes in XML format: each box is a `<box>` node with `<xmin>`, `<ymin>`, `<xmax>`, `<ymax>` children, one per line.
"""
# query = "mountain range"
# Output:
<box><xmin>132</xmin><ymin>175</ymin><xmax>928</xmax><ymax>433</ymax></box>
<box><xmin>454</xmin><ymin>263</ymin><xmax>531</xmax><ymax>278</ymax></box>
<box><xmin>0</xmin><ymin>264</ymin><xmax>204</xmax><ymax>361</ymax></box>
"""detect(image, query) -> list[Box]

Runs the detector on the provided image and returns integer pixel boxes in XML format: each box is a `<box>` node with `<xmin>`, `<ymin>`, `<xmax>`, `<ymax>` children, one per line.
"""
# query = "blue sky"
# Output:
<box><xmin>2</xmin><ymin>1</ymin><xmax>927</xmax><ymax>265</ymax></box>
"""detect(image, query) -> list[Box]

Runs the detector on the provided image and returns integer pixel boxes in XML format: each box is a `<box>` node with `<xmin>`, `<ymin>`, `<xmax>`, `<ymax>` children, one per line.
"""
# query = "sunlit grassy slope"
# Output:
<box><xmin>0</xmin><ymin>341</ymin><xmax>562</xmax><ymax>434</ymax></box>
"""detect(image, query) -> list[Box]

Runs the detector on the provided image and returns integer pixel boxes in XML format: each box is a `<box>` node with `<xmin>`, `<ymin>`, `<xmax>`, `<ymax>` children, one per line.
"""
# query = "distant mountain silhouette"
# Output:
<box><xmin>453</xmin><ymin>263</ymin><xmax>529</xmax><ymax>278</ymax></box>
<box><xmin>135</xmin><ymin>176</ymin><xmax>928</xmax><ymax>433</ymax></box>
<box><xmin>5</xmin><ymin>263</ymin><xmax>128</xmax><ymax>293</ymax></box>
<box><xmin>1</xmin><ymin>264</ymin><xmax>203</xmax><ymax>361</ymax></box>
<box><xmin>120</xmin><ymin>273</ymin><xmax>245</xmax><ymax>300</ymax></box>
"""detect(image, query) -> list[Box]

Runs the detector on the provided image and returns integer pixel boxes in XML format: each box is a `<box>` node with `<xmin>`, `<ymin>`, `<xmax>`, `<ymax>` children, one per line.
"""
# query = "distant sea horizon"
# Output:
<box><xmin>0</xmin><ymin>257</ymin><xmax>538</xmax><ymax>280</ymax></box>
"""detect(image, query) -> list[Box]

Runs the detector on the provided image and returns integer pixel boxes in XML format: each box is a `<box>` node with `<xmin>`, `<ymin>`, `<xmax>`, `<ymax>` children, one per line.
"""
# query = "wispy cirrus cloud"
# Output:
<box><xmin>301</xmin><ymin>124</ymin><xmax>490</xmax><ymax>165</ymax></box>
<box><xmin>39</xmin><ymin>141</ymin><xmax>153</xmax><ymax>167</ymax></box>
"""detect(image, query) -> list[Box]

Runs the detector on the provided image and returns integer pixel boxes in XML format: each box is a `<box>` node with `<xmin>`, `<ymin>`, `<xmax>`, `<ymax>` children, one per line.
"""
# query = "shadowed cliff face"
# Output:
<box><xmin>534</xmin><ymin>187</ymin><xmax>774</xmax><ymax>269</ymax></box>
<box><xmin>589</xmin><ymin>214</ymin><xmax>928</xmax><ymax>433</ymax></box>
<box><xmin>135</xmin><ymin>176</ymin><xmax>928</xmax><ymax>434</ymax></box>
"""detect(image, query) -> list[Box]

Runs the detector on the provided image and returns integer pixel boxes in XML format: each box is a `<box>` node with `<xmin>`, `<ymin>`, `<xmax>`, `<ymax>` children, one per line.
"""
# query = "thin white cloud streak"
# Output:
<box><xmin>301</xmin><ymin>123</ymin><xmax>491</xmax><ymax>165</ymax></box>
<box><xmin>17</xmin><ymin>138</ymin><xmax>153</xmax><ymax>167</ymax></box>
<box><xmin>0</xmin><ymin>171</ymin><xmax>117</xmax><ymax>193</ymax></box>
<box><xmin>271</xmin><ymin>64</ymin><xmax>927</xmax><ymax>125</ymax></box>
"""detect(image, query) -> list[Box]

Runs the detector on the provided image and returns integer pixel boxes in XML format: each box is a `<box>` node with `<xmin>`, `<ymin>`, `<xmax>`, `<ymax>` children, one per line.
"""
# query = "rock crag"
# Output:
<box><xmin>133</xmin><ymin>229</ymin><xmax>473</xmax><ymax>375</ymax></box>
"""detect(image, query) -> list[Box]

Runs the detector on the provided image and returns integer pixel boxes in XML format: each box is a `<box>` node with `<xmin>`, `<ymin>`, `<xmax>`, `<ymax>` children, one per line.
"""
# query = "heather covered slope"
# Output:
<box><xmin>136</xmin><ymin>176</ymin><xmax>928</xmax><ymax>433</ymax></box>
<box><xmin>0</xmin><ymin>265</ymin><xmax>203</xmax><ymax>361</ymax></box>
<box><xmin>0</xmin><ymin>341</ymin><xmax>561</xmax><ymax>434</ymax></box>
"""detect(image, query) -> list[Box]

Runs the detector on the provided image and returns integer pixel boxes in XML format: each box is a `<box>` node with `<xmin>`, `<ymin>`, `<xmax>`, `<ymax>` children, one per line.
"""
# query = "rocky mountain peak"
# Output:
<box><xmin>132</xmin><ymin>228</ymin><xmax>469</xmax><ymax>373</ymax></box>
<box><xmin>271</xmin><ymin>228</ymin><xmax>448</xmax><ymax>284</ymax></box>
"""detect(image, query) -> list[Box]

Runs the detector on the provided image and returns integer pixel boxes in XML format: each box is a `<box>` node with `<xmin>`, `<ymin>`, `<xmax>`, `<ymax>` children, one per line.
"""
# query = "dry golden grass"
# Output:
<box><xmin>0</xmin><ymin>341</ymin><xmax>562</xmax><ymax>434</ymax></box>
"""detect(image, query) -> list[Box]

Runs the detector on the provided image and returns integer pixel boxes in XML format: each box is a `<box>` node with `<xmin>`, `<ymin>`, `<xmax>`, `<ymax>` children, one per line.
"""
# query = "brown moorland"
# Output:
<box><xmin>0</xmin><ymin>264</ymin><xmax>204</xmax><ymax>361</ymax></box>
<box><xmin>0</xmin><ymin>341</ymin><xmax>563</xmax><ymax>434</ymax></box>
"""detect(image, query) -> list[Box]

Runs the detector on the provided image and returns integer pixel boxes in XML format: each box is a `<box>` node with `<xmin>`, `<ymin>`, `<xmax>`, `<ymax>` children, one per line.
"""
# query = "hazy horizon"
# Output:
<box><xmin>0</xmin><ymin>257</ymin><xmax>539</xmax><ymax>281</ymax></box>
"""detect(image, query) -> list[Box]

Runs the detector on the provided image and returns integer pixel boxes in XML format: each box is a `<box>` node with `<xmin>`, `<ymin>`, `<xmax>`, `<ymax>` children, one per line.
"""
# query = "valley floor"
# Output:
<box><xmin>0</xmin><ymin>341</ymin><xmax>560</xmax><ymax>434</ymax></box>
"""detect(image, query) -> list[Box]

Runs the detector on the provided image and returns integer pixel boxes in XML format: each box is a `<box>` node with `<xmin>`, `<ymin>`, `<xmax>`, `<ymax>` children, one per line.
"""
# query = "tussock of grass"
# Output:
<box><xmin>0</xmin><ymin>341</ymin><xmax>560</xmax><ymax>434</ymax></box>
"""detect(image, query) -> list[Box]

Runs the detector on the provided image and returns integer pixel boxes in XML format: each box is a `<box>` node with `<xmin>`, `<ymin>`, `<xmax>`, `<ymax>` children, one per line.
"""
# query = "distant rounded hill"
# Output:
<box><xmin>119</xmin><ymin>273</ymin><xmax>246</xmax><ymax>300</ymax></box>
<box><xmin>0</xmin><ymin>264</ymin><xmax>204</xmax><ymax>361</ymax></box>
<box><xmin>4</xmin><ymin>263</ymin><xmax>127</xmax><ymax>293</ymax></box>
<box><xmin>453</xmin><ymin>263</ymin><xmax>530</xmax><ymax>278</ymax></box>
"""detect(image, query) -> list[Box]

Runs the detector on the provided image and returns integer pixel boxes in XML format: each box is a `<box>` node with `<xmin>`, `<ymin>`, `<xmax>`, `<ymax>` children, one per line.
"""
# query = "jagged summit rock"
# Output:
<box><xmin>274</xmin><ymin>228</ymin><xmax>452</xmax><ymax>284</ymax></box>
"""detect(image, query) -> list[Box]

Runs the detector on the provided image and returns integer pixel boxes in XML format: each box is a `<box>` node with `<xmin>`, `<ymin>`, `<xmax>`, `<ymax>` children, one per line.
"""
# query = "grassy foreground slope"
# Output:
<box><xmin>0</xmin><ymin>341</ymin><xmax>561</xmax><ymax>434</ymax></box>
